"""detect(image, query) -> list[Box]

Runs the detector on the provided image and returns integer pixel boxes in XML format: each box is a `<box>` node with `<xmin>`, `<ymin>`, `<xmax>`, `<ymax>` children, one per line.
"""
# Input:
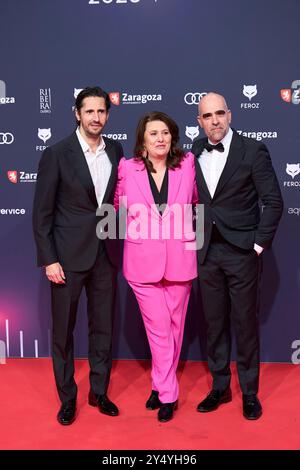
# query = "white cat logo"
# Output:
<box><xmin>74</xmin><ymin>88</ymin><xmax>83</xmax><ymax>99</ymax></box>
<box><xmin>243</xmin><ymin>85</ymin><xmax>257</xmax><ymax>101</ymax></box>
<box><xmin>185</xmin><ymin>126</ymin><xmax>199</xmax><ymax>142</ymax></box>
<box><xmin>38</xmin><ymin>128</ymin><xmax>51</xmax><ymax>144</ymax></box>
<box><xmin>286</xmin><ymin>163</ymin><xmax>300</xmax><ymax>179</ymax></box>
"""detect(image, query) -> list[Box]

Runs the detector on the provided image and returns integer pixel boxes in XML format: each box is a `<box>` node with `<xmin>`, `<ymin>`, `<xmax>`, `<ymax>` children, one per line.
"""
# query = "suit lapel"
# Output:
<box><xmin>132</xmin><ymin>161</ymin><xmax>164</xmax><ymax>219</ymax></box>
<box><xmin>101</xmin><ymin>137</ymin><xmax>118</xmax><ymax>205</ymax></box>
<box><xmin>67</xmin><ymin>133</ymin><xmax>98</xmax><ymax>207</ymax></box>
<box><xmin>133</xmin><ymin>162</ymin><xmax>155</xmax><ymax>206</ymax></box>
<box><xmin>194</xmin><ymin>141</ymin><xmax>212</xmax><ymax>200</ymax></box>
<box><xmin>162</xmin><ymin>167</ymin><xmax>182</xmax><ymax>218</ymax></box>
<box><xmin>213</xmin><ymin>131</ymin><xmax>245</xmax><ymax>199</ymax></box>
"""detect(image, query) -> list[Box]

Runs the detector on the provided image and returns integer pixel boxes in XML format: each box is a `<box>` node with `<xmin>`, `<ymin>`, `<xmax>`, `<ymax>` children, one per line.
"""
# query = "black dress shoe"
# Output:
<box><xmin>243</xmin><ymin>394</ymin><xmax>262</xmax><ymax>420</ymax></box>
<box><xmin>158</xmin><ymin>401</ymin><xmax>178</xmax><ymax>422</ymax></box>
<box><xmin>146</xmin><ymin>390</ymin><xmax>161</xmax><ymax>410</ymax></box>
<box><xmin>197</xmin><ymin>387</ymin><xmax>232</xmax><ymax>412</ymax></box>
<box><xmin>88</xmin><ymin>390</ymin><xmax>119</xmax><ymax>416</ymax></box>
<box><xmin>57</xmin><ymin>399</ymin><xmax>76</xmax><ymax>425</ymax></box>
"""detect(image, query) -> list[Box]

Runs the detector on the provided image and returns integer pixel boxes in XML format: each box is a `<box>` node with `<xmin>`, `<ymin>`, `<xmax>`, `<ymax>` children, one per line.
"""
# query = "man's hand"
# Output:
<box><xmin>45</xmin><ymin>262</ymin><xmax>66</xmax><ymax>284</ymax></box>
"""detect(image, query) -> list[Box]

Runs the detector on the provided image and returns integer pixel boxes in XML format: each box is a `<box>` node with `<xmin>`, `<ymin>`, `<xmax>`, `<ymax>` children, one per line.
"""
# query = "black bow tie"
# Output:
<box><xmin>204</xmin><ymin>141</ymin><xmax>224</xmax><ymax>153</ymax></box>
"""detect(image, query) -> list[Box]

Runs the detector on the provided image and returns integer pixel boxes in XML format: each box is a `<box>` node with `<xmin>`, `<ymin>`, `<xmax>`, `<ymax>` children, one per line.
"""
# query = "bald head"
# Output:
<box><xmin>198</xmin><ymin>92</ymin><xmax>229</xmax><ymax>114</ymax></box>
<box><xmin>197</xmin><ymin>92</ymin><xmax>231</xmax><ymax>144</ymax></box>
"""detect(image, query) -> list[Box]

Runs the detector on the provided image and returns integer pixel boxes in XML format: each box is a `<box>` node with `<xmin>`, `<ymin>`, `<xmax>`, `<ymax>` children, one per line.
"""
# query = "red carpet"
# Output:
<box><xmin>0</xmin><ymin>359</ymin><xmax>299</xmax><ymax>450</ymax></box>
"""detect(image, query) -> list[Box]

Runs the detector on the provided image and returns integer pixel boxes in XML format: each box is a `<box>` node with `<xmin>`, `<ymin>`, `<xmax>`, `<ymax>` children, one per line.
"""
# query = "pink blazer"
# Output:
<box><xmin>114</xmin><ymin>152</ymin><xmax>199</xmax><ymax>283</ymax></box>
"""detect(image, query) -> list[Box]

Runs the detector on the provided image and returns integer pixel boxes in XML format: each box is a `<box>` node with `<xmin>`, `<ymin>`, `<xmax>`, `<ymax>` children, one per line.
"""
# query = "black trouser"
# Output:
<box><xmin>198</xmin><ymin>231</ymin><xmax>262</xmax><ymax>395</ymax></box>
<box><xmin>51</xmin><ymin>244</ymin><xmax>116</xmax><ymax>403</ymax></box>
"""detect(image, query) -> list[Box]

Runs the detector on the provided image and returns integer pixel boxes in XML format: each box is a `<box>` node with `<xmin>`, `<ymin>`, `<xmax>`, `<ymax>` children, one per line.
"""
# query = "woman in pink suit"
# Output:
<box><xmin>114</xmin><ymin>111</ymin><xmax>198</xmax><ymax>422</ymax></box>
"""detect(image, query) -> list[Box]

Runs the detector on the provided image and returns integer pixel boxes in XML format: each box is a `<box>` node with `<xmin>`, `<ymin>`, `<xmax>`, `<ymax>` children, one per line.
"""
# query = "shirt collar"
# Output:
<box><xmin>76</xmin><ymin>127</ymin><xmax>106</xmax><ymax>154</ymax></box>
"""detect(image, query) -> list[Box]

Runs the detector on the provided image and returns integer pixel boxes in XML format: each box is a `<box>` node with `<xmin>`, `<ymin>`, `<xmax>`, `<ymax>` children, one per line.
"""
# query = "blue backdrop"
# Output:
<box><xmin>0</xmin><ymin>0</ymin><xmax>299</xmax><ymax>362</ymax></box>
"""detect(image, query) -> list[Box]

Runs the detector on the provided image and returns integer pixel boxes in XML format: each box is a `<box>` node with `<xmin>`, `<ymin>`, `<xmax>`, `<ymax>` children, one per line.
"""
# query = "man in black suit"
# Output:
<box><xmin>192</xmin><ymin>92</ymin><xmax>283</xmax><ymax>420</ymax></box>
<box><xmin>33</xmin><ymin>87</ymin><xmax>123</xmax><ymax>425</ymax></box>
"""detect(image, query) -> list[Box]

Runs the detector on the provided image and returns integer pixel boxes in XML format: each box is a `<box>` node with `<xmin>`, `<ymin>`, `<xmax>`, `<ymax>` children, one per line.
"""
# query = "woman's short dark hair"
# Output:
<box><xmin>134</xmin><ymin>111</ymin><xmax>185</xmax><ymax>172</ymax></box>
<box><xmin>75</xmin><ymin>86</ymin><xmax>110</xmax><ymax>124</ymax></box>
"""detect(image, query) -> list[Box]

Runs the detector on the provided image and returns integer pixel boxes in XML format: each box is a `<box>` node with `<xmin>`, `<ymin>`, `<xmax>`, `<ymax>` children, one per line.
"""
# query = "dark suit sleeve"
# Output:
<box><xmin>252</xmin><ymin>143</ymin><xmax>283</xmax><ymax>248</ymax></box>
<box><xmin>32</xmin><ymin>146</ymin><xmax>60</xmax><ymax>267</ymax></box>
<box><xmin>116</xmin><ymin>141</ymin><xmax>124</xmax><ymax>162</ymax></box>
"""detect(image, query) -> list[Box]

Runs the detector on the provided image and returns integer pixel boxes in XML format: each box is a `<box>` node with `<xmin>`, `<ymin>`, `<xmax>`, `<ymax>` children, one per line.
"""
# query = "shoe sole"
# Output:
<box><xmin>99</xmin><ymin>409</ymin><xmax>119</xmax><ymax>416</ymax></box>
<box><xmin>197</xmin><ymin>395</ymin><xmax>232</xmax><ymax>413</ymax></box>
<box><xmin>243</xmin><ymin>410</ymin><xmax>262</xmax><ymax>420</ymax></box>
<box><xmin>158</xmin><ymin>402</ymin><xmax>178</xmax><ymax>422</ymax></box>
<box><xmin>146</xmin><ymin>404</ymin><xmax>161</xmax><ymax>410</ymax></box>
<box><xmin>57</xmin><ymin>414</ymin><xmax>76</xmax><ymax>425</ymax></box>
<box><xmin>88</xmin><ymin>398</ymin><xmax>119</xmax><ymax>416</ymax></box>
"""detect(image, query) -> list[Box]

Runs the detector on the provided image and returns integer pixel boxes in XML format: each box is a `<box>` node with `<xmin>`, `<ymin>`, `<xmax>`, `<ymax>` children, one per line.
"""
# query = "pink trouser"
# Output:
<box><xmin>128</xmin><ymin>279</ymin><xmax>192</xmax><ymax>403</ymax></box>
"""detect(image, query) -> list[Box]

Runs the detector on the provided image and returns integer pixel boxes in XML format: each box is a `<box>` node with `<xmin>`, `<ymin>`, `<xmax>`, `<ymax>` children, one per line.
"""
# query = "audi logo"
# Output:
<box><xmin>184</xmin><ymin>92</ymin><xmax>207</xmax><ymax>105</ymax></box>
<box><xmin>0</xmin><ymin>132</ymin><xmax>14</xmax><ymax>144</ymax></box>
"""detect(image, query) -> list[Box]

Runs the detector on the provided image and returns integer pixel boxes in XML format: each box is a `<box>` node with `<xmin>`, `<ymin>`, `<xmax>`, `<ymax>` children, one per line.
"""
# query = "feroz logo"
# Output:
<box><xmin>243</xmin><ymin>85</ymin><xmax>257</xmax><ymax>101</ymax></box>
<box><xmin>38</xmin><ymin>128</ymin><xmax>51</xmax><ymax>144</ymax></box>
<box><xmin>72</xmin><ymin>88</ymin><xmax>84</xmax><ymax>111</ymax></box>
<box><xmin>241</xmin><ymin>85</ymin><xmax>260</xmax><ymax>109</ymax></box>
<box><xmin>0</xmin><ymin>132</ymin><xmax>14</xmax><ymax>144</ymax></box>
<box><xmin>109</xmin><ymin>92</ymin><xmax>120</xmax><ymax>105</ymax></box>
<box><xmin>40</xmin><ymin>88</ymin><xmax>52</xmax><ymax>113</ymax></box>
<box><xmin>184</xmin><ymin>92</ymin><xmax>207</xmax><ymax>105</ymax></box>
<box><xmin>280</xmin><ymin>80</ymin><xmax>300</xmax><ymax>105</ymax></box>
<box><xmin>7</xmin><ymin>171</ymin><xmax>18</xmax><ymax>184</ymax></box>
<box><xmin>286</xmin><ymin>163</ymin><xmax>300</xmax><ymax>179</ymax></box>
<box><xmin>74</xmin><ymin>88</ymin><xmax>83</xmax><ymax>99</ymax></box>
<box><xmin>283</xmin><ymin>163</ymin><xmax>300</xmax><ymax>188</ymax></box>
<box><xmin>185</xmin><ymin>126</ymin><xmax>199</xmax><ymax>141</ymax></box>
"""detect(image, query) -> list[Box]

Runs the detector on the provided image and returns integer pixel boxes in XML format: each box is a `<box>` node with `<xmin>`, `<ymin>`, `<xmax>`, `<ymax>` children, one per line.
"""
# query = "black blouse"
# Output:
<box><xmin>147</xmin><ymin>168</ymin><xmax>168</xmax><ymax>215</ymax></box>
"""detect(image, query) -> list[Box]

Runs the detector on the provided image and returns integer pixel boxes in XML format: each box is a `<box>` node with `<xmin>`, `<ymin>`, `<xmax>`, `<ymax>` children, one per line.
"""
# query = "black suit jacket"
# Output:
<box><xmin>192</xmin><ymin>130</ymin><xmax>283</xmax><ymax>264</ymax></box>
<box><xmin>33</xmin><ymin>132</ymin><xmax>123</xmax><ymax>271</ymax></box>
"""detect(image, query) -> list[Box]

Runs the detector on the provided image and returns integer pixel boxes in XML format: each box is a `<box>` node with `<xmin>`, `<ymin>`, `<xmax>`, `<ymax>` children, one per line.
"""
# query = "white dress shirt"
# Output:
<box><xmin>76</xmin><ymin>128</ymin><xmax>112</xmax><ymax>207</ymax></box>
<box><xmin>198</xmin><ymin>127</ymin><xmax>233</xmax><ymax>199</ymax></box>
<box><xmin>198</xmin><ymin>127</ymin><xmax>263</xmax><ymax>254</ymax></box>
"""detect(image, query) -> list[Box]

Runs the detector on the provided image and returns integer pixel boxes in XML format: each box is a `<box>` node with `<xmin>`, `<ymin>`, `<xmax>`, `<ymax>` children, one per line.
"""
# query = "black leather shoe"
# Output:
<box><xmin>57</xmin><ymin>399</ymin><xmax>76</xmax><ymax>425</ymax></box>
<box><xmin>197</xmin><ymin>387</ymin><xmax>232</xmax><ymax>412</ymax></box>
<box><xmin>158</xmin><ymin>401</ymin><xmax>178</xmax><ymax>422</ymax></box>
<box><xmin>243</xmin><ymin>394</ymin><xmax>262</xmax><ymax>420</ymax></box>
<box><xmin>88</xmin><ymin>390</ymin><xmax>119</xmax><ymax>416</ymax></box>
<box><xmin>146</xmin><ymin>390</ymin><xmax>161</xmax><ymax>410</ymax></box>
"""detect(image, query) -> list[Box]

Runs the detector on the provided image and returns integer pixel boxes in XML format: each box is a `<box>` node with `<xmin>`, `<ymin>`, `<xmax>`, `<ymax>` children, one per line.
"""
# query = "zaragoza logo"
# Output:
<box><xmin>7</xmin><ymin>171</ymin><xmax>18</xmax><ymax>184</ymax></box>
<box><xmin>281</xmin><ymin>80</ymin><xmax>300</xmax><ymax>105</ymax></box>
